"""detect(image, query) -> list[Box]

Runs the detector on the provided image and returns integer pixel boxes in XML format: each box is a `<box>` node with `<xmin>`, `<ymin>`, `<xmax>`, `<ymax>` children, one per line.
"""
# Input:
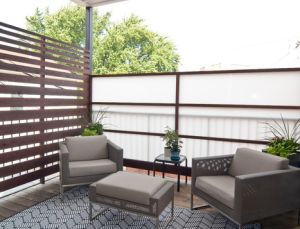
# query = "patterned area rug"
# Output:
<box><xmin>0</xmin><ymin>187</ymin><xmax>260</xmax><ymax>229</ymax></box>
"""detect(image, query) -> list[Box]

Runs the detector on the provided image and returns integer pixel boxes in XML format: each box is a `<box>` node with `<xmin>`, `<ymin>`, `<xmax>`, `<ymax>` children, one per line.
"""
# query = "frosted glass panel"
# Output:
<box><xmin>180</xmin><ymin>71</ymin><xmax>300</xmax><ymax>105</ymax></box>
<box><xmin>92</xmin><ymin>105</ymin><xmax>175</xmax><ymax>132</ymax></box>
<box><xmin>92</xmin><ymin>75</ymin><xmax>176</xmax><ymax>103</ymax></box>
<box><xmin>179</xmin><ymin>107</ymin><xmax>300</xmax><ymax>140</ymax></box>
<box><xmin>104</xmin><ymin>132</ymin><xmax>165</xmax><ymax>161</ymax></box>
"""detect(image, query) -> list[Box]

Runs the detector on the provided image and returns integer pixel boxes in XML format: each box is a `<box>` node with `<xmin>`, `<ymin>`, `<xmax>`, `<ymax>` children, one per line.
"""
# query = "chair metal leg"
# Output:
<box><xmin>190</xmin><ymin>193</ymin><xmax>193</xmax><ymax>209</ymax></box>
<box><xmin>60</xmin><ymin>185</ymin><xmax>64</xmax><ymax>194</ymax></box>
<box><xmin>298</xmin><ymin>208</ymin><xmax>300</xmax><ymax>225</ymax></box>
<box><xmin>89</xmin><ymin>202</ymin><xmax>93</xmax><ymax>221</ymax></box>
<box><xmin>190</xmin><ymin>193</ymin><xmax>210</xmax><ymax>210</ymax></box>
<box><xmin>171</xmin><ymin>198</ymin><xmax>174</xmax><ymax>219</ymax></box>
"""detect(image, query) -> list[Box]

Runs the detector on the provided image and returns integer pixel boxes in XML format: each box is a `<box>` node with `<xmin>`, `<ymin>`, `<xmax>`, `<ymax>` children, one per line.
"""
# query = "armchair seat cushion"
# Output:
<box><xmin>195</xmin><ymin>175</ymin><xmax>235</xmax><ymax>209</ymax></box>
<box><xmin>69</xmin><ymin>159</ymin><xmax>117</xmax><ymax>177</ymax></box>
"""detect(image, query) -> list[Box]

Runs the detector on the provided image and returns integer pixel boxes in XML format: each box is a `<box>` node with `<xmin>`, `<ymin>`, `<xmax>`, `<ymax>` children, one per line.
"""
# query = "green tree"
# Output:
<box><xmin>26</xmin><ymin>8</ymin><xmax>46</xmax><ymax>34</ymax></box>
<box><xmin>26</xmin><ymin>5</ymin><xmax>179</xmax><ymax>74</ymax></box>
<box><xmin>26</xmin><ymin>6</ymin><xmax>110</xmax><ymax>48</ymax></box>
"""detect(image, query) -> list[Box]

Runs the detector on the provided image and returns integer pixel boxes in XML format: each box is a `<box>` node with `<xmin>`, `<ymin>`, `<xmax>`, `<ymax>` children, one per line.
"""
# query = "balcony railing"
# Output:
<box><xmin>90</xmin><ymin>70</ymin><xmax>300</xmax><ymax>167</ymax></box>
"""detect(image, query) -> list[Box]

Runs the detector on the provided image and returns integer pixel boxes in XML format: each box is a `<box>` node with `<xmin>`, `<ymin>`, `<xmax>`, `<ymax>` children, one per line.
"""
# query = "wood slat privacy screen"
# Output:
<box><xmin>0</xmin><ymin>22</ymin><xmax>90</xmax><ymax>192</ymax></box>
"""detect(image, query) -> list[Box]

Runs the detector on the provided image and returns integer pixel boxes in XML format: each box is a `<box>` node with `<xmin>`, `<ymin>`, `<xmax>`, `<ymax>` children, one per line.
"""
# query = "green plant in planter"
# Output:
<box><xmin>82</xmin><ymin>108</ymin><xmax>108</xmax><ymax>136</ymax></box>
<box><xmin>162</xmin><ymin>126</ymin><xmax>178</xmax><ymax>149</ymax></box>
<box><xmin>162</xmin><ymin>126</ymin><xmax>183</xmax><ymax>160</ymax></box>
<box><xmin>264</xmin><ymin>115</ymin><xmax>300</xmax><ymax>158</ymax></box>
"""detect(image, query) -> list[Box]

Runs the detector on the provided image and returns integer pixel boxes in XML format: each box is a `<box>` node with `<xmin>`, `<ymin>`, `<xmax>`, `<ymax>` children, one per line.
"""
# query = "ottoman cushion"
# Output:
<box><xmin>95</xmin><ymin>171</ymin><xmax>167</xmax><ymax>205</ymax></box>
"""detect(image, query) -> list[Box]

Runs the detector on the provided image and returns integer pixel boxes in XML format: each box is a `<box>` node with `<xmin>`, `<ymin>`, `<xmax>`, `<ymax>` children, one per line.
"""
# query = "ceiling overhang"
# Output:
<box><xmin>71</xmin><ymin>0</ymin><xmax>127</xmax><ymax>7</ymax></box>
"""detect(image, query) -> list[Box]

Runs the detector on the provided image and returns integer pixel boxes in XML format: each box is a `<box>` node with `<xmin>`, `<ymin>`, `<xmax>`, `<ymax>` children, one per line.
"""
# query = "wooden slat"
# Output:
<box><xmin>0</xmin><ymin>72</ymin><xmax>88</xmax><ymax>90</ymax></box>
<box><xmin>0</xmin><ymin>35</ymin><xmax>86</xmax><ymax>63</ymax></box>
<box><xmin>0</xmin><ymin>44</ymin><xmax>87</xmax><ymax>69</ymax></box>
<box><xmin>0</xmin><ymin>85</ymin><xmax>87</xmax><ymax>97</ymax></box>
<box><xmin>0</xmin><ymin>72</ymin><xmax>86</xmax><ymax>88</ymax></box>
<box><xmin>0</xmin><ymin>27</ymin><xmax>88</xmax><ymax>58</ymax></box>
<box><xmin>0</xmin><ymin>165</ymin><xmax>59</xmax><ymax>192</ymax></box>
<box><xmin>0</xmin><ymin>62</ymin><xmax>86</xmax><ymax>80</ymax></box>
<box><xmin>0</xmin><ymin>21</ymin><xmax>86</xmax><ymax>52</ymax></box>
<box><xmin>0</xmin><ymin>118</ymin><xmax>84</xmax><ymax>135</ymax></box>
<box><xmin>0</xmin><ymin>108</ymin><xmax>88</xmax><ymax>121</ymax></box>
<box><xmin>0</xmin><ymin>154</ymin><xmax>58</xmax><ymax>178</ymax></box>
<box><xmin>0</xmin><ymin>143</ymin><xmax>58</xmax><ymax>164</ymax></box>
<box><xmin>0</xmin><ymin>98</ymin><xmax>88</xmax><ymax>107</ymax></box>
<box><xmin>0</xmin><ymin>52</ymin><xmax>89</xmax><ymax>74</ymax></box>
<box><xmin>0</xmin><ymin>129</ymin><xmax>81</xmax><ymax>150</ymax></box>
<box><xmin>103</xmin><ymin>129</ymin><xmax>268</xmax><ymax>145</ymax></box>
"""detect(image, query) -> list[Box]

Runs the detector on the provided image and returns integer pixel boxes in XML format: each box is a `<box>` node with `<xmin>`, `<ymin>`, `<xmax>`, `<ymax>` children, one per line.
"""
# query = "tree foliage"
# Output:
<box><xmin>26</xmin><ymin>5</ymin><xmax>179</xmax><ymax>74</ymax></box>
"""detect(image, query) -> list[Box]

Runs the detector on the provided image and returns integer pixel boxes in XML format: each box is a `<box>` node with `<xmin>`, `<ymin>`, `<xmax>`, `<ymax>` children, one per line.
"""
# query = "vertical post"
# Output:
<box><xmin>175</xmin><ymin>74</ymin><xmax>180</xmax><ymax>132</ymax></box>
<box><xmin>86</xmin><ymin>6</ymin><xmax>93</xmax><ymax>122</ymax></box>
<box><xmin>40</xmin><ymin>36</ymin><xmax>46</xmax><ymax>184</ymax></box>
<box><xmin>85</xmin><ymin>6</ymin><xmax>93</xmax><ymax>72</ymax></box>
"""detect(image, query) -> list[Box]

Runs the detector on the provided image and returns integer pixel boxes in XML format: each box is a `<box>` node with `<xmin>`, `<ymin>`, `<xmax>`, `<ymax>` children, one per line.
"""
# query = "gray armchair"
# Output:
<box><xmin>59</xmin><ymin>135</ymin><xmax>123</xmax><ymax>193</ymax></box>
<box><xmin>191</xmin><ymin>148</ymin><xmax>300</xmax><ymax>228</ymax></box>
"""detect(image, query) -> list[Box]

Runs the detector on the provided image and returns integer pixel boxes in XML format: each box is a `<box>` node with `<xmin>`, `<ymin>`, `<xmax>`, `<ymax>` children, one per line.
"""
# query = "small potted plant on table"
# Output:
<box><xmin>162</xmin><ymin>126</ymin><xmax>183</xmax><ymax>160</ymax></box>
<box><xmin>264</xmin><ymin>116</ymin><xmax>300</xmax><ymax>167</ymax></box>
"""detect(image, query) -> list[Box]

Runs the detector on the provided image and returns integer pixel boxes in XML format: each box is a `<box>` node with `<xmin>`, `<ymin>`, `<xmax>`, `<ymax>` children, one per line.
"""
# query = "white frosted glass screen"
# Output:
<box><xmin>104</xmin><ymin>132</ymin><xmax>166</xmax><ymax>162</ymax></box>
<box><xmin>179</xmin><ymin>107</ymin><xmax>300</xmax><ymax>140</ymax></box>
<box><xmin>92</xmin><ymin>105</ymin><xmax>175</xmax><ymax>132</ymax></box>
<box><xmin>183</xmin><ymin>139</ymin><xmax>264</xmax><ymax>160</ymax></box>
<box><xmin>92</xmin><ymin>75</ymin><xmax>176</xmax><ymax>103</ymax></box>
<box><xmin>180</xmin><ymin>71</ymin><xmax>300</xmax><ymax>105</ymax></box>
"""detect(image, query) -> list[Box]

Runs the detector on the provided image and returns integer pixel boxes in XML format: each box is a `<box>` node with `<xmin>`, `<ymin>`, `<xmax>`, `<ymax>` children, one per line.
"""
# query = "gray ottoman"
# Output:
<box><xmin>89</xmin><ymin>171</ymin><xmax>175</xmax><ymax>228</ymax></box>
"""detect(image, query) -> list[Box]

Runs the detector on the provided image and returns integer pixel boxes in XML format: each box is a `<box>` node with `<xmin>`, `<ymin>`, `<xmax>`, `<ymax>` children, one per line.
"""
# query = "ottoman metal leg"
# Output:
<box><xmin>89</xmin><ymin>201</ymin><xmax>109</xmax><ymax>221</ymax></box>
<box><xmin>156</xmin><ymin>217</ymin><xmax>160</xmax><ymax>228</ymax></box>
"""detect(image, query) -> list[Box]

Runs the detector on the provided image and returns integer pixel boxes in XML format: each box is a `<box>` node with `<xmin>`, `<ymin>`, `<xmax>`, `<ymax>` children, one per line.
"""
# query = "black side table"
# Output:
<box><xmin>153</xmin><ymin>154</ymin><xmax>187</xmax><ymax>192</ymax></box>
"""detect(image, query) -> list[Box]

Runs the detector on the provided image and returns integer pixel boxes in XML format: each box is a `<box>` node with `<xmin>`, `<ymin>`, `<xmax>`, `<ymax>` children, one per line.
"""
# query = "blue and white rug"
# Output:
<box><xmin>0</xmin><ymin>187</ymin><xmax>260</xmax><ymax>229</ymax></box>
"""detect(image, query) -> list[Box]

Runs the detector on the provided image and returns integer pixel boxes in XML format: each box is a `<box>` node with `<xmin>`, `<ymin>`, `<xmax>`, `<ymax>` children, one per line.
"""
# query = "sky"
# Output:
<box><xmin>1</xmin><ymin>0</ymin><xmax>300</xmax><ymax>71</ymax></box>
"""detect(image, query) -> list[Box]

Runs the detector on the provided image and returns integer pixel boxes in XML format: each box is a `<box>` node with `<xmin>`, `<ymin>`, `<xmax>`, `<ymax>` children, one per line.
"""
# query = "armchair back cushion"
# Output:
<box><xmin>66</xmin><ymin>135</ymin><xmax>108</xmax><ymax>161</ymax></box>
<box><xmin>228</xmin><ymin>148</ymin><xmax>289</xmax><ymax>176</ymax></box>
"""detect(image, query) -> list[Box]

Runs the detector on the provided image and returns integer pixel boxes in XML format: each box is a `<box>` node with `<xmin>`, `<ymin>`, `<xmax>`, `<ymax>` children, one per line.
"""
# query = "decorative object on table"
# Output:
<box><xmin>162</xmin><ymin>126</ymin><xmax>183</xmax><ymax>160</ymax></box>
<box><xmin>162</xmin><ymin>126</ymin><xmax>175</xmax><ymax>156</ymax></box>
<box><xmin>263</xmin><ymin>115</ymin><xmax>300</xmax><ymax>166</ymax></box>
<box><xmin>82</xmin><ymin>107</ymin><xmax>108</xmax><ymax>136</ymax></box>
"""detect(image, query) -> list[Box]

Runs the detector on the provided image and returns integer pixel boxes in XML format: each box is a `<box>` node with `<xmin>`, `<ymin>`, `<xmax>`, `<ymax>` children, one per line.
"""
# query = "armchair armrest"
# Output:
<box><xmin>59</xmin><ymin>142</ymin><xmax>70</xmax><ymax>181</ymax></box>
<box><xmin>192</xmin><ymin>155</ymin><xmax>233</xmax><ymax>188</ymax></box>
<box><xmin>235</xmin><ymin>168</ymin><xmax>300</xmax><ymax>223</ymax></box>
<box><xmin>107</xmin><ymin>140</ymin><xmax>123</xmax><ymax>171</ymax></box>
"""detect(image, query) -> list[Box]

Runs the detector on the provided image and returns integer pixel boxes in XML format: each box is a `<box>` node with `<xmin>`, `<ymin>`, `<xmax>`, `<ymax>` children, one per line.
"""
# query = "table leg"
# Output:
<box><xmin>153</xmin><ymin>160</ymin><xmax>156</xmax><ymax>177</ymax></box>
<box><xmin>162</xmin><ymin>162</ymin><xmax>165</xmax><ymax>178</ymax></box>
<box><xmin>147</xmin><ymin>170</ymin><xmax>150</xmax><ymax>176</ymax></box>
<box><xmin>177</xmin><ymin>163</ymin><xmax>180</xmax><ymax>192</ymax></box>
<box><xmin>185</xmin><ymin>158</ymin><xmax>188</xmax><ymax>184</ymax></box>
